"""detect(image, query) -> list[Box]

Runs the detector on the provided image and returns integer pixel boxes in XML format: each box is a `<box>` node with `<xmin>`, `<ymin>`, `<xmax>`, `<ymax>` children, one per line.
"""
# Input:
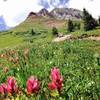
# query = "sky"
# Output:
<box><xmin>0</xmin><ymin>0</ymin><xmax>100</xmax><ymax>27</ymax></box>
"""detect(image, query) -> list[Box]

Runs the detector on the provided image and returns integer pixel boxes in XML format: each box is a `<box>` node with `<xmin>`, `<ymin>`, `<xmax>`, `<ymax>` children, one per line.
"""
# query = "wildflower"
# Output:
<box><xmin>7</xmin><ymin>77</ymin><xmax>18</xmax><ymax>94</ymax></box>
<box><xmin>48</xmin><ymin>82</ymin><xmax>57</xmax><ymax>90</ymax></box>
<box><xmin>51</xmin><ymin>67</ymin><xmax>61</xmax><ymax>81</ymax></box>
<box><xmin>3</xmin><ymin>67</ymin><xmax>9</xmax><ymax>73</ymax></box>
<box><xmin>0</xmin><ymin>54</ymin><xmax>5</xmax><ymax>58</ymax></box>
<box><xmin>8</xmin><ymin>57</ymin><xmax>14</xmax><ymax>62</ymax></box>
<box><xmin>48</xmin><ymin>67</ymin><xmax>63</xmax><ymax>94</ymax></box>
<box><xmin>26</xmin><ymin>76</ymin><xmax>40</xmax><ymax>95</ymax></box>
<box><xmin>0</xmin><ymin>83</ymin><xmax>7</xmax><ymax>95</ymax></box>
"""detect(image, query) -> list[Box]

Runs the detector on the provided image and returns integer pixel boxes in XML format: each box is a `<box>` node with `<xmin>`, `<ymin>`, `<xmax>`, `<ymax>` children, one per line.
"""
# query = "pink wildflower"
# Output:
<box><xmin>26</xmin><ymin>76</ymin><xmax>40</xmax><ymax>95</ymax></box>
<box><xmin>48</xmin><ymin>67</ymin><xmax>63</xmax><ymax>93</ymax></box>
<box><xmin>7</xmin><ymin>77</ymin><xmax>18</xmax><ymax>94</ymax></box>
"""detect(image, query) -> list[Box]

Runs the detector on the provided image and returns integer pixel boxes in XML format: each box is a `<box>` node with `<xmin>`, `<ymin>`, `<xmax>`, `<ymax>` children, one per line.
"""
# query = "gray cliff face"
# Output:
<box><xmin>28</xmin><ymin>8</ymin><xmax>82</xmax><ymax>20</ymax></box>
<box><xmin>37</xmin><ymin>8</ymin><xmax>53</xmax><ymax>17</ymax></box>
<box><xmin>50</xmin><ymin>8</ymin><xmax>83</xmax><ymax>20</ymax></box>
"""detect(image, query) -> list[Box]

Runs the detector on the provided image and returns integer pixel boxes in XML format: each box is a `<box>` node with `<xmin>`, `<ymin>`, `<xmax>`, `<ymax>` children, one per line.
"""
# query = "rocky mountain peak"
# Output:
<box><xmin>27</xmin><ymin>7</ymin><xmax>82</xmax><ymax>20</ymax></box>
<box><xmin>39</xmin><ymin>8</ymin><xmax>48</xmax><ymax>14</ymax></box>
<box><xmin>50</xmin><ymin>8</ymin><xmax>83</xmax><ymax>20</ymax></box>
<box><xmin>28</xmin><ymin>12</ymin><xmax>37</xmax><ymax>18</ymax></box>
<box><xmin>37</xmin><ymin>8</ymin><xmax>51</xmax><ymax>17</ymax></box>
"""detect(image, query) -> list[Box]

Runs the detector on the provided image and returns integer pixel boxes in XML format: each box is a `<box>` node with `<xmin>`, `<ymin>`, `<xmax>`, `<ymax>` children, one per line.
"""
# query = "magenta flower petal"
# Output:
<box><xmin>48</xmin><ymin>67</ymin><xmax>63</xmax><ymax>93</ymax></box>
<box><xmin>26</xmin><ymin>76</ymin><xmax>40</xmax><ymax>95</ymax></box>
<box><xmin>48</xmin><ymin>82</ymin><xmax>57</xmax><ymax>90</ymax></box>
<box><xmin>0</xmin><ymin>83</ymin><xmax>7</xmax><ymax>94</ymax></box>
<box><xmin>7</xmin><ymin>76</ymin><xmax>18</xmax><ymax>94</ymax></box>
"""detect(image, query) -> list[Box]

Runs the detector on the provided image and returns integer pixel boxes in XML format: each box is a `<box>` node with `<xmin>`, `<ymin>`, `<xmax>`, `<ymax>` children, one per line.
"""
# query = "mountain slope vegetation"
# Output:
<box><xmin>0</xmin><ymin>8</ymin><xmax>100</xmax><ymax>99</ymax></box>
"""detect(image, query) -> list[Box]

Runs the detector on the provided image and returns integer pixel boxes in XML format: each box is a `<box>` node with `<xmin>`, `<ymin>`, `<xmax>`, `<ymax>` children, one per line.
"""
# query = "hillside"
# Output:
<box><xmin>12</xmin><ymin>13</ymin><xmax>66</xmax><ymax>33</ymax></box>
<box><xmin>50</xmin><ymin>8</ymin><xmax>82</xmax><ymax>20</ymax></box>
<box><xmin>12</xmin><ymin>8</ymin><xmax>82</xmax><ymax>32</ymax></box>
<box><xmin>0</xmin><ymin>7</ymin><xmax>100</xmax><ymax>49</ymax></box>
<box><xmin>0</xmin><ymin>7</ymin><xmax>100</xmax><ymax>99</ymax></box>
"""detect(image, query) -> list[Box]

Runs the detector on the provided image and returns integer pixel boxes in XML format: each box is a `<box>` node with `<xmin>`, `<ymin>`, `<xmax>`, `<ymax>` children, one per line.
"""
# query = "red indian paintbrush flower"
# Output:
<box><xmin>26</xmin><ymin>76</ymin><xmax>40</xmax><ymax>95</ymax></box>
<box><xmin>0</xmin><ymin>83</ymin><xmax>7</xmax><ymax>95</ymax></box>
<box><xmin>48</xmin><ymin>67</ymin><xmax>63</xmax><ymax>94</ymax></box>
<box><xmin>51</xmin><ymin>67</ymin><xmax>61</xmax><ymax>81</ymax></box>
<box><xmin>48</xmin><ymin>82</ymin><xmax>57</xmax><ymax>90</ymax></box>
<box><xmin>7</xmin><ymin>77</ymin><xmax>18</xmax><ymax>94</ymax></box>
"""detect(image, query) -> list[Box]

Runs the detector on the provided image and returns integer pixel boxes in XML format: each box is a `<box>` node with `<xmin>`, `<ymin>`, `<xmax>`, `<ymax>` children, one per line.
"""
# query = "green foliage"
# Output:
<box><xmin>74</xmin><ymin>23</ymin><xmax>81</xmax><ymax>30</ymax></box>
<box><xmin>83</xmin><ymin>8</ymin><xmax>98</xmax><ymax>31</ymax></box>
<box><xmin>31</xmin><ymin>29</ymin><xmax>36</xmax><ymax>36</ymax></box>
<box><xmin>98</xmin><ymin>16</ymin><xmax>100</xmax><ymax>25</ymax></box>
<box><xmin>0</xmin><ymin>34</ymin><xmax>25</xmax><ymax>49</ymax></box>
<box><xmin>0</xmin><ymin>40</ymin><xmax>100</xmax><ymax>99</ymax></box>
<box><xmin>0</xmin><ymin>12</ymin><xmax>100</xmax><ymax>99</ymax></box>
<box><xmin>67</xmin><ymin>19</ymin><xmax>74</xmax><ymax>32</ymax></box>
<box><xmin>52</xmin><ymin>27</ymin><xmax>58</xmax><ymax>36</ymax></box>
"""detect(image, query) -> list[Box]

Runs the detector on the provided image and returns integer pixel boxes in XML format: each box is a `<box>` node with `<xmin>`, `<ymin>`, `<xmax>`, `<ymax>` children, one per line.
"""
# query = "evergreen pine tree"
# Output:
<box><xmin>31</xmin><ymin>29</ymin><xmax>35</xmax><ymax>35</ymax></box>
<box><xmin>67</xmin><ymin>19</ymin><xmax>74</xmax><ymax>32</ymax></box>
<box><xmin>83</xmin><ymin>8</ymin><xmax>97</xmax><ymax>31</ymax></box>
<box><xmin>98</xmin><ymin>16</ymin><xmax>100</xmax><ymax>25</ymax></box>
<box><xmin>77</xmin><ymin>23</ymin><xmax>81</xmax><ymax>30</ymax></box>
<box><xmin>52</xmin><ymin>27</ymin><xmax>58</xmax><ymax>36</ymax></box>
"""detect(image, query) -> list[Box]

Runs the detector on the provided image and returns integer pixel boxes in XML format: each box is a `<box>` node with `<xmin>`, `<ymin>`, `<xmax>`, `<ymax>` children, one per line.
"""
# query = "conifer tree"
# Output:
<box><xmin>31</xmin><ymin>29</ymin><xmax>35</xmax><ymax>35</ymax></box>
<box><xmin>83</xmin><ymin>8</ymin><xmax>97</xmax><ymax>31</ymax></box>
<box><xmin>52</xmin><ymin>27</ymin><xmax>58</xmax><ymax>36</ymax></box>
<box><xmin>98</xmin><ymin>16</ymin><xmax>100</xmax><ymax>25</ymax></box>
<box><xmin>67</xmin><ymin>19</ymin><xmax>74</xmax><ymax>32</ymax></box>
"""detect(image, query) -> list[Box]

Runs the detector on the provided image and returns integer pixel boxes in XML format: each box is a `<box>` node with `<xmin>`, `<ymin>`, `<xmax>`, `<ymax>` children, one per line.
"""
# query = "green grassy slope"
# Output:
<box><xmin>12</xmin><ymin>16</ymin><xmax>66</xmax><ymax>33</ymax></box>
<box><xmin>0</xmin><ymin>34</ymin><xmax>25</xmax><ymax>49</ymax></box>
<box><xmin>0</xmin><ymin>39</ymin><xmax>100</xmax><ymax>99</ymax></box>
<box><xmin>0</xmin><ymin>14</ymin><xmax>100</xmax><ymax>50</ymax></box>
<box><xmin>0</xmin><ymin>14</ymin><xmax>100</xmax><ymax>99</ymax></box>
<box><xmin>0</xmin><ymin>15</ymin><xmax>66</xmax><ymax>49</ymax></box>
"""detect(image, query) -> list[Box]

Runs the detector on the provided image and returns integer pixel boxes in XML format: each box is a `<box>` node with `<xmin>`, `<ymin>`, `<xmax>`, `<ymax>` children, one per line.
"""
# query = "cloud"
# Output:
<box><xmin>38</xmin><ymin>0</ymin><xmax>69</xmax><ymax>10</ymax></box>
<box><xmin>0</xmin><ymin>0</ymin><xmax>69</xmax><ymax>27</ymax></box>
<box><xmin>0</xmin><ymin>0</ymin><xmax>99</xmax><ymax>27</ymax></box>
<box><xmin>0</xmin><ymin>0</ymin><xmax>43</xmax><ymax>26</ymax></box>
<box><xmin>68</xmin><ymin>0</ymin><xmax>100</xmax><ymax>19</ymax></box>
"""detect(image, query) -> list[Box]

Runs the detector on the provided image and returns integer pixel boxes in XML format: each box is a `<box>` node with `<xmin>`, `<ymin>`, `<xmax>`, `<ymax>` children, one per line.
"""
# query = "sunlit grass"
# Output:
<box><xmin>0</xmin><ymin>34</ymin><xmax>25</xmax><ymax>49</ymax></box>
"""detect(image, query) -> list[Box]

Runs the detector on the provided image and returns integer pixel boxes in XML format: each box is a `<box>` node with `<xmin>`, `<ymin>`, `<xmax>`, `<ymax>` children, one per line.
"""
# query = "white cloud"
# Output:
<box><xmin>68</xmin><ymin>0</ymin><xmax>100</xmax><ymax>19</ymax></box>
<box><xmin>0</xmin><ymin>0</ymin><xmax>43</xmax><ymax>26</ymax></box>
<box><xmin>38</xmin><ymin>0</ymin><xmax>69</xmax><ymax>11</ymax></box>
<box><xmin>0</xmin><ymin>0</ymin><xmax>100</xmax><ymax>27</ymax></box>
<box><xmin>0</xmin><ymin>0</ymin><xmax>69</xmax><ymax>27</ymax></box>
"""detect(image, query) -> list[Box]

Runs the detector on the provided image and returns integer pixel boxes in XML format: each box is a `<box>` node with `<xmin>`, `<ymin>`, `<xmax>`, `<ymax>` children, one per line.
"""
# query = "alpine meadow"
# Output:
<box><xmin>0</xmin><ymin>1</ymin><xmax>100</xmax><ymax>99</ymax></box>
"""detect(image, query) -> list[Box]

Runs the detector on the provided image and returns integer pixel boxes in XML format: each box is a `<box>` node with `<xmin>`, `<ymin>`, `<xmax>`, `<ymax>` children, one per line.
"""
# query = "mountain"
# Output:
<box><xmin>28</xmin><ymin>8</ymin><xmax>82</xmax><ymax>20</ymax></box>
<box><xmin>0</xmin><ymin>16</ymin><xmax>9</xmax><ymax>31</ymax></box>
<box><xmin>12</xmin><ymin>8</ymin><xmax>82</xmax><ymax>32</ymax></box>
<box><xmin>37</xmin><ymin>8</ymin><xmax>82</xmax><ymax>20</ymax></box>
<box><xmin>50</xmin><ymin>8</ymin><xmax>82</xmax><ymax>20</ymax></box>
<box><xmin>37</xmin><ymin>8</ymin><xmax>53</xmax><ymax>17</ymax></box>
<box><xmin>28</xmin><ymin>12</ymin><xmax>38</xmax><ymax>18</ymax></box>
